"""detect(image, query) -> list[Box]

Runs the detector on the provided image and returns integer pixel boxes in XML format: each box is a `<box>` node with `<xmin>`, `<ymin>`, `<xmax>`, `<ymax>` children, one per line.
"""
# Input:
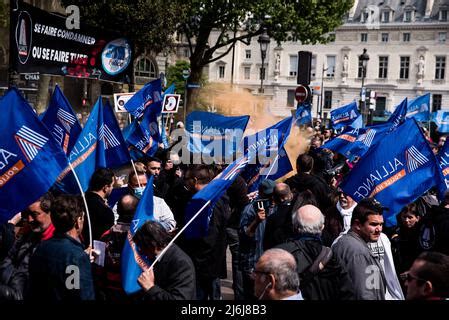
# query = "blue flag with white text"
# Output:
<box><xmin>321</xmin><ymin>127</ymin><xmax>368</xmax><ymax>160</ymax></box>
<box><xmin>340</xmin><ymin>118</ymin><xmax>442</xmax><ymax>226</ymax></box>
<box><xmin>0</xmin><ymin>89</ymin><xmax>68</xmax><ymax>222</ymax></box>
<box><xmin>41</xmin><ymin>85</ymin><xmax>82</xmax><ymax>154</ymax></box>
<box><xmin>432</xmin><ymin>111</ymin><xmax>449</xmax><ymax>133</ymax></box>
<box><xmin>437</xmin><ymin>139</ymin><xmax>449</xmax><ymax>191</ymax></box>
<box><xmin>121</xmin><ymin>176</ymin><xmax>155</xmax><ymax>294</ymax></box>
<box><xmin>186</xmin><ymin>111</ymin><xmax>250</xmax><ymax>160</ymax></box>
<box><xmin>124</xmin><ymin>78</ymin><xmax>162</xmax><ymax>118</ymax></box>
<box><xmin>294</xmin><ymin>102</ymin><xmax>312</xmax><ymax>126</ymax></box>
<box><xmin>241</xmin><ymin>117</ymin><xmax>293</xmax><ymax>192</ymax></box>
<box><xmin>330</xmin><ymin>102</ymin><xmax>360</xmax><ymax>130</ymax></box>
<box><xmin>407</xmin><ymin>93</ymin><xmax>430</xmax><ymax>122</ymax></box>
<box><xmin>387</xmin><ymin>98</ymin><xmax>408</xmax><ymax>129</ymax></box>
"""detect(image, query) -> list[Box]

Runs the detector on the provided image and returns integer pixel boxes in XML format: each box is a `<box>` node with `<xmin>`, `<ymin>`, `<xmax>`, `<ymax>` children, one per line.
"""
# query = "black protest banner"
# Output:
<box><xmin>10</xmin><ymin>1</ymin><xmax>133</xmax><ymax>83</ymax></box>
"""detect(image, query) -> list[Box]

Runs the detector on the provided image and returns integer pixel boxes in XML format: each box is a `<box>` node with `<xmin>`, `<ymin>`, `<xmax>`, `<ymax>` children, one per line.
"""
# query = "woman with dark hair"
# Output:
<box><xmin>391</xmin><ymin>200</ymin><xmax>425</xmax><ymax>275</ymax></box>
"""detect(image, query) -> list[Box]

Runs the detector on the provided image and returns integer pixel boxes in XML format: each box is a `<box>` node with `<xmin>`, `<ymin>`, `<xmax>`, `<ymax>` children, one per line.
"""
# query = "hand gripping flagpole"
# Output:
<box><xmin>148</xmin><ymin>200</ymin><xmax>212</xmax><ymax>269</ymax></box>
<box><xmin>68</xmin><ymin>162</ymin><xmax>93</xmax><ymax>250</ymax></box>
<box><xmin>130</xmin><ymin>159</ymin><xmax>142</xmax><ymax>188</ymax></box>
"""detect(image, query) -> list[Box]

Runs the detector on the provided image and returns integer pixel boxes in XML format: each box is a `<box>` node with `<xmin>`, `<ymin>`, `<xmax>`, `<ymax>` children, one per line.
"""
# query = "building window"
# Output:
<box><xmin>311</xmin><ymin>55</ymin><xmax>317</xmax><ymax>79</ymax></box>
<box><xmin>326</xmin><ymin>56</ymin><xmax>336</xmax><ymax>77</ymax></box>
<box><xmin>378</xmin><ymin>56</ymin><xmax>388</xmax><ymax>79</ymax></box>
<box><xmin>287</xmin><ymin>90</ymin><xmax>295</xmax><ymax>108</ymax></box>
<box><xmin>245</xmin><ymin>50</ymin><xmax>251</xmax><ymax>59</ymax></box>
<box><xmin>358</xmin><ymin>57</ymin><xmax>366</xmax><ymax>78</ymax></box>
<box><xmin>361</xmin><ymin>33</ymin><xmax>368</xmax><ymax>42</ymax></box>
<box><xmin>400</xmin><ymin>56</ymin><xmax>410</xmax><ymax>79</ymax></box>
<box><xmin>440</xmin><ymin>10</ymin><xmax>448</xmax><ymax>21</ymax></box>
<box><xmin>260</xmin><ymin>67</ymin><xmax>266</xmax><ymax>80</ymax></box>
<box><xmin>244</xmin><ymin>67</ymin><xmax>250</xmax><ymax>80</ymax></box>
<box><xmin>435</xmin><ymin>56</ymin><xmax>446</xmax><ymax>80</ymax></box>
<box><xmin>404</xmin><ymin>11</ymin><xmax>412</xmax><ymax>22</ymax></box>
<box><xmin>439</xmin><ymin>32</ymin><xmax>447</xmax><ymax>43</ymax></box>
<box><xmin>382</xmin><ymin>11</ymin><xmax>390</xmax><ymax>22</ymax></box>
<box><xmin>324</xmin><ymin>91</ymin><xmax>332</xmax><ymax>109</ymax></box>
<box><xmin>432</xmin><ymin>94</ymin><xmax>442</xmax><ymax>112</ymax></box>
<box><xmin>289</xmin><ymin>55</ymin><xmax>297</xmax><ymax>76</ymax></box>
<box><xmin>218</xmin><ymin>65</ymin><xmax>225</xmax><ymax>78</ymax></box>
<box><xmin>381</xmin><ymin>33</ymin><xmax>389</xmax><ymax>42</ymax></box>
<box><xmin>135</xmin><ymin>57</ymin><xmax>157</xmax><ymax>78</ymax></box>
<box><xmin>183</xmin><ymin>48</ymin><xmax>190</xmax><ymax>58</ymax></box>
<box><xmin>362</xmin><ymin>10</ymin><xmax>370</xmax><ymax>23</ymax></box>
<box><xmin>403</xmin><ymin>33</ymin><xmax>410</xmax><ymax>42</ymax></box>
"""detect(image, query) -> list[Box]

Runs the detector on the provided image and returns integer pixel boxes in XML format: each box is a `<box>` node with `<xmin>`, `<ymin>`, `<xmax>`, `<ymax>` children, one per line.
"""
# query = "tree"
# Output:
<box><xmin>177</xmin><ymin>0</ymin><xmax>353</xmax><ymax>111</ymax></box>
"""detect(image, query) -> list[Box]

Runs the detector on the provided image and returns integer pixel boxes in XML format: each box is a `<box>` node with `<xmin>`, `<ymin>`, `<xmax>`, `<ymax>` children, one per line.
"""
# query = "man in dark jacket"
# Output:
<box><xmin>285</xmin><ymin>154</ymin><xmax>332</xmax><ymax>212</ymax></box>
<box><xmin>83</xmin><ymin>168</ymin><xmax>115</xmax><ymax>245</ymax></box>
<box><xmin>29</xmin><ymin>195</ymin><xmax>95</xmax><ymax>301</ymax></box>
<box><xmin>276</xmin><ymin>204</ymin><xmax>354</xmax><ymax>300</ymax></box>
<box><xmin>134</xmin><ymin>221</ymin><xmax>196</xmax><ymax>300</ymax></box>
<box><xmin>0</xmin><ymin>193</ymin><xmax>55</xmax><ymax>300</ymax></box>
<box><xmin>181</xmin><ymin>164</ymin><xmax>230</xmax><ymax>300</ymax></box>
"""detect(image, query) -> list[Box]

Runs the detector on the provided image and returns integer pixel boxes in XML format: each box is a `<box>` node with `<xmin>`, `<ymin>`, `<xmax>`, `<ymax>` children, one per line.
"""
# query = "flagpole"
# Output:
<box><xmin>130</xmin><ymin>159</ymin><xmax>142</xmax><ymax>188</ymax></box>
<box><xmin>148</xmin><ymin>200</ymin><xmax>212</xmax><ymax>269</ymax></box>
<box><xmin>68</xmin><ymin>162</ymin><xmax>93</xmax><ymax>250</ymax></box>
<box><xmin>264</xmin><ymin>154</ymin><xmax>280</xmax><ymax>178</ymax></box>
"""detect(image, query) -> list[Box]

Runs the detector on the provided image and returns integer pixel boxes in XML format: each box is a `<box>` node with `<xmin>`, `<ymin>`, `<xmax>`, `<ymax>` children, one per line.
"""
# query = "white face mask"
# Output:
<box><xmin>133</xmin><ymin>186</ymin><xmax>146</xmax><ymax>199</ymax></box>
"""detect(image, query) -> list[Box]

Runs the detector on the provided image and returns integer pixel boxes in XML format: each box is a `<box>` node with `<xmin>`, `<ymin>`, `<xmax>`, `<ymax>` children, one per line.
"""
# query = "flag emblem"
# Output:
<box><xmin>99</xmin><ymin>124</ymin><xmax>120</xmax><ymax>149</ymax></box>
<box><xmin>14</xmin><ymin>126</ymin><xmax>48</xmax><ymax>162</ymax></box>
<box><xmin>405</xmin><ymin>146</ymin><xmax>429</xmax><ymax>173</ymax></box>
<box><xmin>358</xmin><ymin>129</ymin><xmax>376</xmax><ymax>147</ymax></box>
<box><xmin>57</xmin><ymin>108</ymin><xmax>77</xmax><ymax>132</ymax></box>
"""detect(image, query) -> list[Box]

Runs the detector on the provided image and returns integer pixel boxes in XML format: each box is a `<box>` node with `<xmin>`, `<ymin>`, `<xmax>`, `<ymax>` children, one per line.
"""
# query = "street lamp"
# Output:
<box><xmin>182</xmin><ymin>69</ymin><xmax>190</xmax><ymax>124</ymax></box>
<box><xmin>258</xmin><ymin>28</ymin><xmax>270</xmax><ymax>93</ymax></box>
<box><xmin>359</xmin><ymin>48</ymin><xmax>370</xmax><ymax>125</ymax></box>
<box><xmin>320</xmin><ymin>63</ymin><xmax>329</xmax><ymax>120</ymax></box>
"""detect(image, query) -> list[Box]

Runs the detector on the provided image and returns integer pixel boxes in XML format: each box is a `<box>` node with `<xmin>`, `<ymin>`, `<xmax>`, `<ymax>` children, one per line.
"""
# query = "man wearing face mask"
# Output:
<box><xmin>127</xmin><ymin>171</ymin><xmax>176</xmax><ymax>232</ymax></box>
<box><xmin>0</xmin><ymin>193</ymin><xmax>55</xmax><ymax>300</ymax></box>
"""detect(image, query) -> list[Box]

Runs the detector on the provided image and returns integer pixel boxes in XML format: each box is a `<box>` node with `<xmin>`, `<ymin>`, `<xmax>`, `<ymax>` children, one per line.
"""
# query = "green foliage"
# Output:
<box><xmin>59</xmin><ymin>0</ymin><xmax>185</xmax><ymax>55</ymax></box>
<box><xmin>166</xmin><ymin>60</ymin><xmax>190</xmax><ymax>97</ymax></box>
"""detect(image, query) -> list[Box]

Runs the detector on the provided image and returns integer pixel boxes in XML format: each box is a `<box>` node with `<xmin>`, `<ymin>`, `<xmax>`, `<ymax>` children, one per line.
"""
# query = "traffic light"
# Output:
<box><xmin>297</xmin><ymin>51</ymin><xmax>312</xmax><ymax>86</ymax></box>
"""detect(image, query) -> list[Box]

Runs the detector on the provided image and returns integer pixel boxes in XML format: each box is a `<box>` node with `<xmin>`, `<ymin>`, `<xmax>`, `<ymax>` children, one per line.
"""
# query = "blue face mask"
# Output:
<box><xmin>133</xmin><ymin>186</ymin><xmax>146</xmax><ymax>199</ymax></box>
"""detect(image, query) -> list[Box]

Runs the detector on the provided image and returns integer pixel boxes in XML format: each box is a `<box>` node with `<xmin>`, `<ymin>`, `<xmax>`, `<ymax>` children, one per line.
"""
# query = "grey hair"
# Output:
<box><xmin>260</xmin><ymin>249</ymin><xmax>299</xmax><ymax>293</ymax></box>
<box><xmin>292</xmin><ymin>207</ymin><xmax>325</xmax><ymax>236</ymax></box>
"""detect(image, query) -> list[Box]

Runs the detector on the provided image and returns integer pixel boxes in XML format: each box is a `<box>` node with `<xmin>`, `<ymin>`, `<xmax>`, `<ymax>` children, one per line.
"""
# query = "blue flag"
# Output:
<box><xmin>330</xmin><ymin>102</ymin><xmax>360</xmax><ymax>129</ymax></box>
<box><xmin>437</xmin><ymin>139</ymin><xmax>449</xmax><ymax>192</ymax></box>
<box><xmin>294</xmin><ymin>102</ymin><xmax>312</xmax><ymax>126</ymax></box>
<box><xmin>241</xmin><ymin>117</ymin><xmax>293</xmax><ymax>192</ymax></box>
<box><xmin>41</xmin><ymin>85</ymin><xmax>82</xmax><ymax>154</ymax></box>
<box><xmin>97</xmin><ymin>101</ymin><xmax>131</xmax><ymax>168</ymax></box>
<box><xmin>387</xmin><ymin>98</ymin><xmax>408</xmax><ymax>129</ymax></box>
<box><xmin>407</xmin><ymin>93</ymin><xmax>430</xmax><ymax>121</ymax></box>
<box><xmin>350</xmin><ymin>115</ymin><xmax>364</xmax><ymax>129</ymax></box>
<box><xmin>321</xmin><ymin>127</ymin><xmax>368</xmax><ymax>160</ymax></box>
<box><xmin>58</xmin><ymin>98</ymin><xmax>131</xmax><ymax>193</ymax></box>
<box><xmin>432</xmin><ymin>111</ymin><xmax>449</xmax><ymax>133</ymax></box>
<box><xmin>57</xmin><ymin>100</ymin><xmax>101</xmax><ymax>193</ymax></box>
<box><xmin>121</xmin><ymin>176</ymin><xmax>155</xmax><ymax>294</ymax></box>
<box><xmin>184</xmin><ymin>155</ymin><xmax>252</xmax><ymax>239</ymax></box>
<box><xmin>340</xmin><ymin>118</ymin><xmax>441</xmax><ymax>227</ymax></box>
<box><xmin>124</xmin><ymin>79</ymin><xmax>162</xmax><ymax>118</ymax></box>
<box><xmin>0</xmin><ymin>89</ymin><xmax>68</xmax><ymax>222</ymax></box>
<box><xmin>186</xmin><ymin>111</ymin><xmax>250</xmax><ymax>160</ymax></box>
<box><xmin>126</xmin><ymin>113</ymin><xmax>160</xmax><ymax>157</ymax></box>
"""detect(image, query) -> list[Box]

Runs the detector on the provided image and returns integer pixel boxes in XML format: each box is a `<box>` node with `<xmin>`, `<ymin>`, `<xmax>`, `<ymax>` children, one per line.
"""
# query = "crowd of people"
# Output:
<box><xmin>1</xmin><ymin>121</ymin><xmax>449</xmax><ymax>302</ymax></box>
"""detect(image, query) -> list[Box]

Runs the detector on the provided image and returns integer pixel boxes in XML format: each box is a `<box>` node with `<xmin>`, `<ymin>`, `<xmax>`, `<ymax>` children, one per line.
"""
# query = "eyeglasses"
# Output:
<box><xmin>400</xmin><ymin>272</ymin><xmax>427</xmax><ymax>283</ymax></box>
<box><xmin>250</xmin><ymin>268</ymin><xmax>271</xmax><ymax>280</ymax></box>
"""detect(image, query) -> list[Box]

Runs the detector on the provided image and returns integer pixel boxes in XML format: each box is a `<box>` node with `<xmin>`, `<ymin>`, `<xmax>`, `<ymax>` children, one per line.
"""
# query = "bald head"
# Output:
<box><xmin>117</xmin><ymin>194</ymin><xmax>139</xmax><ymax>223</ymax></box>
<box><xmin>273</xmin><ymin>183</ymin><xmax>293</xmax><ymax>205</ymax></box>
<box><xmin>293</xmin><ymin>204</ymin><xmax>324</xmax><ymax>236</ymax></box>
<box><xmin>260</xmin><ymin>248</ymin><xmax>296</xmax><ymax>268</ymax></box>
